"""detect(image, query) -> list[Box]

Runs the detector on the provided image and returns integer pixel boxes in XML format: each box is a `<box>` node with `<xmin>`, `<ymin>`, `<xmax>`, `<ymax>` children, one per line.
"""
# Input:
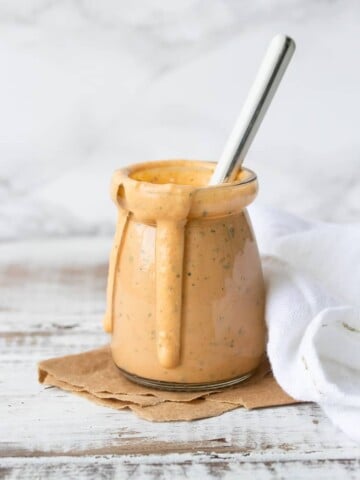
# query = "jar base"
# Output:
<box><xmin>117</xmin><ymin>367</ymin><xmax>254</xmax><ymax>392</ymax></box>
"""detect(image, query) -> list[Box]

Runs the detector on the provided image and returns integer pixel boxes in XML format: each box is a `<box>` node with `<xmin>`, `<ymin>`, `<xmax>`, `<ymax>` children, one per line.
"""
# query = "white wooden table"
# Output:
<box><xmin>1</xmin><ymin>237</ymin><xmax>359</xmax><ymax>479</ymax></box>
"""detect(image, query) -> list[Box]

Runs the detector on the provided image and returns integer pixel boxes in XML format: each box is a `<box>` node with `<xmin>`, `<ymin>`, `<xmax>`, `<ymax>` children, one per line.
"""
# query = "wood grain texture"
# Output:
<box><xmin>0</xmin><ymin>237</ymin><xmax>359</xmax><ymax>479</ymax></box>
<box><xmin>2</xmin><ymin>457</ymin><xmax>360</xmax><ymax>480</ymax></box>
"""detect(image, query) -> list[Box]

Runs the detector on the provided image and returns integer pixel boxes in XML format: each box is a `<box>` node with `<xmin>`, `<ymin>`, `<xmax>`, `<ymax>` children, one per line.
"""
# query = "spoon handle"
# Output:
<box><xmin>209</xmin><ymin>34</ymin><xmax>296</xmax><ymax>185</ymax></box>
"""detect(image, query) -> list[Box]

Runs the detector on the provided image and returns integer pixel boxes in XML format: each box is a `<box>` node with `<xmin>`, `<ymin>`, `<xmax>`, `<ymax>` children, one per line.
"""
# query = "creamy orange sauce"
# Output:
<box><xmin>103</xmin><ymin>160</ymin><xmax>265</xmax><ymax>384</ymax></box>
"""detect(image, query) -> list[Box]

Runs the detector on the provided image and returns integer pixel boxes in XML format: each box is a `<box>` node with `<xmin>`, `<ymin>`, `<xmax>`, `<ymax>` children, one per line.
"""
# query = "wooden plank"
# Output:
<box><xmin>0</xmin><ymin>238</ymin><xmax>109</xmax><ymax>326</ymax></box>
<box><xmin>1</xmin><ymin>456</ymin><xmax>360</xmax><ymax>480</ymax></box>
<box><xmin>0</xmin><ymin>237</ymin><xmax>359</xmax><ymax>480</ymax></box>
<box><xmin>1</xmin><ymin>376</ymin><xmax>358</xmax><ymax>460</ymax></box>
<box><xmin>1</xmin><ymin>330</ymin><xmax>359</xmax><ymax>461</ymax></box>
<box><xmin>0</xmin><ymin>268</ymin><xmax>107</xmax><ymax>331</ymax></box>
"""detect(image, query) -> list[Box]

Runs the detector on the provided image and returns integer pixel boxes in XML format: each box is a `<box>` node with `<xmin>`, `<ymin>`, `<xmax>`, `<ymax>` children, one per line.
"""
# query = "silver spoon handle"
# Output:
<box><xmin>209</xmin><ymin>34</ymin><xmax>296</xmax><ymax>185</ymax></box>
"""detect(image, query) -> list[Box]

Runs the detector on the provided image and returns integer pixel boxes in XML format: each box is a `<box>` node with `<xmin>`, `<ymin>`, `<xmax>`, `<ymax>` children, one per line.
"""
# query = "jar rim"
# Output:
<box><xmin>112</xmin><ymin>160</ymin><xmax>258</xmax><ymax>220</ymax></box>
<box><xmin>123</xmin><ymin>159</ymin><xmax>257</xmax><ymax>192</ymax></box>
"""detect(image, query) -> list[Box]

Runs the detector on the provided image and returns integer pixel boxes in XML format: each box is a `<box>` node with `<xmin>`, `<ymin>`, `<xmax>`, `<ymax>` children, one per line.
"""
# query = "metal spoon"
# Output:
<box><xmin>209</xmin><ymin>34</ymin><xmax>296</xmax><ymax>185</ymax></box>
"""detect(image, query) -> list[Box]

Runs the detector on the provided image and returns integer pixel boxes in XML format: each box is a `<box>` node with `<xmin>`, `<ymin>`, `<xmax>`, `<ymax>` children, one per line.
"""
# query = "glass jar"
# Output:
<box><xmin>103</xmin><ymin>160</ymin><xmax>265</xmax><ymax>391</ymax></box>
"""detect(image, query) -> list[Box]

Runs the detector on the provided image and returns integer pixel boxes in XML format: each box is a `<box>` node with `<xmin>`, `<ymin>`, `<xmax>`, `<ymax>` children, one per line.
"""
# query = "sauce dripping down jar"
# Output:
<box><xmin>103</xmin><ymin>160</ymin><xmax>266</xmax><ymax>391</ymax></box>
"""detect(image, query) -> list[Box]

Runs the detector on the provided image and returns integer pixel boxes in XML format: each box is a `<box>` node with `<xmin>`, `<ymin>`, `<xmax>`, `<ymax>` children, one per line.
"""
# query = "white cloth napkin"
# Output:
<box><xmin>249</xmin><ymin>205</ymin><xmax>360</xmax><ymax>442</ymax></box>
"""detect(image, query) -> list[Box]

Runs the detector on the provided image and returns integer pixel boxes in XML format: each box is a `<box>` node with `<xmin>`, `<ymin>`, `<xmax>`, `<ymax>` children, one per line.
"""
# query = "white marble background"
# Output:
<box><xmin>1</xmin><ymin>0</ymin><xmax>359</xmax><ymax>239</ymax></box>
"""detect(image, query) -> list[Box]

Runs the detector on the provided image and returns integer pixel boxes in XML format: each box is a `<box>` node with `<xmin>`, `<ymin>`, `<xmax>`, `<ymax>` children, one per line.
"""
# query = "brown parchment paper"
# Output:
<box><xmin>38</xmin><ymin>346</ymin><xmax>299</xmax><ymax>422</ymax></box>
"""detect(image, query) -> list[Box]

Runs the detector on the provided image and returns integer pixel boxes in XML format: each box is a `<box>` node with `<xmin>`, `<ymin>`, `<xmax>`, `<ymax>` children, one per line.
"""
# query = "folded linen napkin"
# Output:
<box><xmin>249</xmin><ymin>205</ymin><xmax>360</xmax><ymax>442</ymax></box>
